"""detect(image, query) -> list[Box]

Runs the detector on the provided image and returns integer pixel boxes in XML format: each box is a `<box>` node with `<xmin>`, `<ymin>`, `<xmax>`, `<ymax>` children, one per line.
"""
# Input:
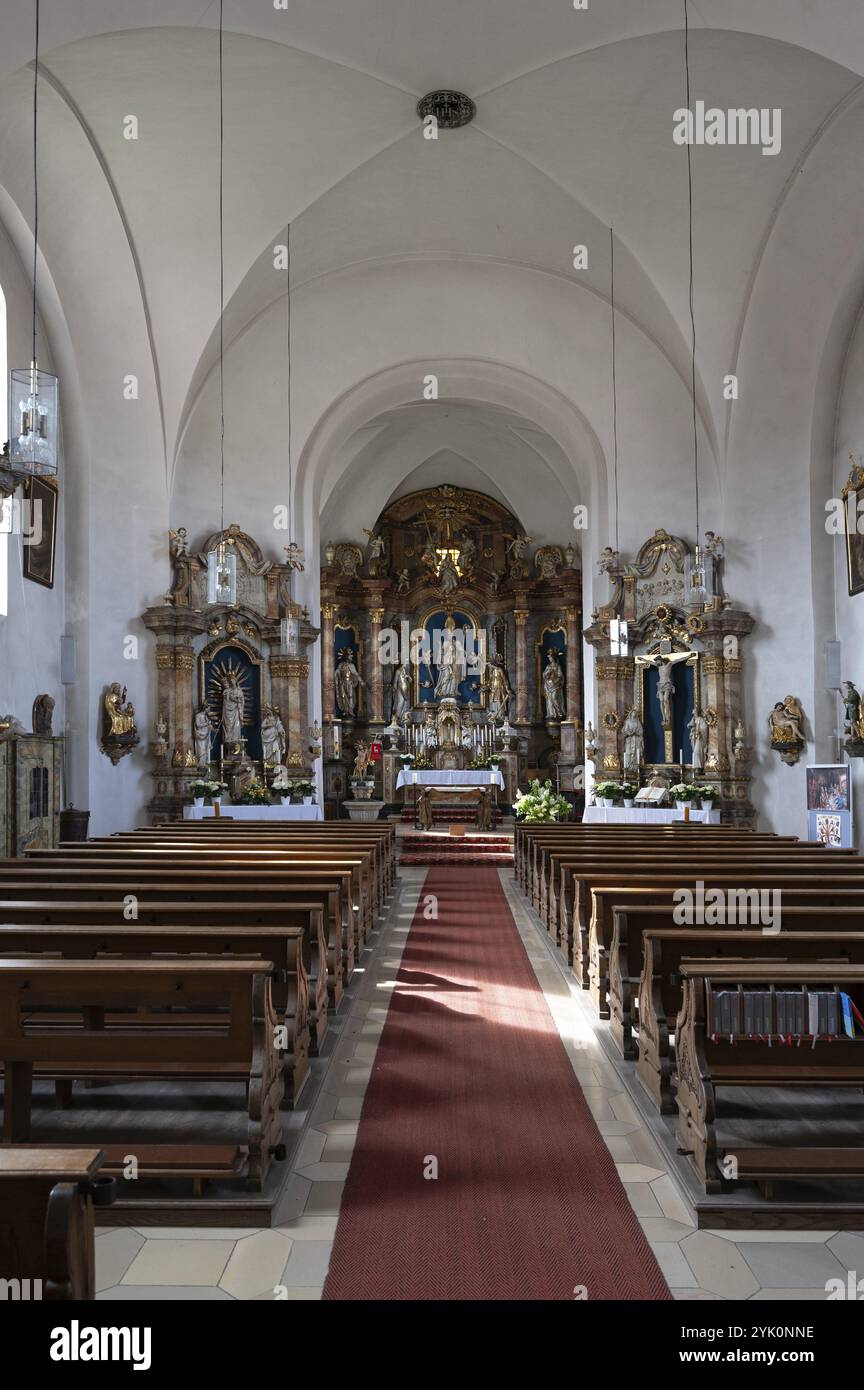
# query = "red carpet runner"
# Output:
<box><xmin>322</xmin><ymin>867</ymin><xmax>671</xmax><ymax>1301</ymax></box>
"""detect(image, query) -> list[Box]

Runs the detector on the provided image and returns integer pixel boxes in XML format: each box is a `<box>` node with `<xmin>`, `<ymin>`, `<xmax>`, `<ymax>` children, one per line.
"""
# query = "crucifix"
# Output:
<box><xmin>636</xmin><ymin>650</ymin><xmax>694</xmax><ymax>764</ymax></box>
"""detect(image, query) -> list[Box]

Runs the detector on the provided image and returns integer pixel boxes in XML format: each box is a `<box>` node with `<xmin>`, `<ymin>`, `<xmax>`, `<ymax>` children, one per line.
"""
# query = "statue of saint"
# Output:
<box><xmin>688</xmin><ymin>707</ymin><xmax>708</xmax><ymax>770</ymax></box>
<box><xmin>261</xmin><ymin>706</ymin><xmax>283</xmax><ymax>766</ymax></box>
<box><xmin>768</xmin><ymin>696</ymin><xmax>804</xmax><ymax>747</ymax></box>
<box><xmin>437</xmin><ymin>553</ymin><xmax>460</xmax><ymax>596</ymax></box>
<box><xmin>542</xmin><ymin>650</ymin><xmax>565</xmax><ymax>721</ymax></box>
<box><xmin>352</xmin><ymin>740</ymin><xmax>373</xmax><ymax>781</ymax></box>
<box><xmin>362</xmin><ymin>529</ymin><xmax>385</xmax><ymax>576</ymax></box>
<box><xmin>486</xmin><ymin>657</ymin><xmax>513</xmax><ymax>723</ymax></box>
<box><xmin>843</xmin><ymin>681</ymin><xmax>861</xmax><ymax>733</ymax></box>
<box><xmin>335</xmin><ymin>648</ymin><xmax>365</xmax><ymax>718</ymax></box>
<box><xmin>220</xmin><ymin>672</ymin><xmax>244</xmax><ymax>748</ymax></box>
<box><xmin>621</xmin><ymin>707</ymin><xmax>644</xmax><ymax>778</ymax></box>
<box><xmin>433</xmin><ymin>632</ymin><xmax>465</xmax><ymax>701</ymax></box>
<box><xmin>104</xmin><ymin>683</ymin><xmax>136</xmax><ymax>736</ymax></box>
<box><xmin>193</xmin><ymin>705</ymin><xmax>212</xmax><ymax>766</ymax></box>
<box><xmin>457</xmin><ymin>532</ymin><xmax>476</xmax><ymax>574</ymax></box>
<box><xmin>656</xmin><ymin>660</ymin><xmax>674</xmax><ymax>726</ymax></box>
<box><xmin>392</xmin><ymin>661</ymin><xmax>413</xmax><ymax>721</ymax></box>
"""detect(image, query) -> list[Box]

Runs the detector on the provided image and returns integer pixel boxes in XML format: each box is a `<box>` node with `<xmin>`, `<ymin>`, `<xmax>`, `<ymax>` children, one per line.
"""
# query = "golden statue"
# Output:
<box><xmin>352</xmin><ymin>740</ymin><xmax>373</xmax><ymax>781</ymax></box>
<box><xmin>104</xmin><ymin>683</ymin><xmax>136</xmax><ymax>736</ymax></box>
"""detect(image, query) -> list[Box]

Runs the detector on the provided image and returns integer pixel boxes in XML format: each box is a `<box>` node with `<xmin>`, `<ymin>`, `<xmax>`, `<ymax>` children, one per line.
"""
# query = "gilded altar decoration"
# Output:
<box><xmin>768</xmin><ymin>695</ymin><xmax>806</xmax><ymax>766</ymax></box>
<box><xmin>100</xmin><ymin>682</ymin><xmax>140</xmax><ymax>765</ymax></box>
<box><xmin>585</xmin><ymin>528</ymin><xmax>755</xmax><ymax>823</ymax></box>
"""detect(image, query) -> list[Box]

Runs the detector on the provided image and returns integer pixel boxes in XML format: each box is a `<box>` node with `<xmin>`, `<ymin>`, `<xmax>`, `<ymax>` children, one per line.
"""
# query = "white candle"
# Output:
<box><xmin>679</xmin><ymin>747</ymin><xmax>684</xmax><ymax>765</ymax></box>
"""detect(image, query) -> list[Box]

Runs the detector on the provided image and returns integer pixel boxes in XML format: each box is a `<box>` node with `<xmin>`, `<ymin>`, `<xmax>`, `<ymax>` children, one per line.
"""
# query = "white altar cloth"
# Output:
<box><xmin>183</xmin><ymin>804</ymin><xmax>323</xmax><ymax>821</ymax></box>
<box><xmin>583</xmin><ymin>806</ymin><xmax>720</xmax><ymax>825</ymax></box>
<box><xmin>396</xmin><ymin>769</ymin><xmax>504</xmax><ymax>790</ymax></box>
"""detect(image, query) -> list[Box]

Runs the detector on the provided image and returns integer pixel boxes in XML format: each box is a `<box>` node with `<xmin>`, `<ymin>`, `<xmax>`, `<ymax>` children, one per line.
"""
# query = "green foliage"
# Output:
<box><xmin>238</xmin><ymin>778</ymin><xmax>273</xmax><ymax>806</ymax></box>
<box><xmin>670</xmin><ymin>783</ymin><xmax>702</xmax><ymax>801</ymax></box>
<box><xmin>514</xmin><ymin>778</ymin><xmax>572</xmax><ymax>823</ymax></box>
<box><xmin>189</xmin><ymin>779</ymin><xmax>227</xmax><ymax>800</ymax></box>
<box><xmin>697</xmin><ymin>784</ymin><xmax>719</xmax><ymax>802</ymax></box>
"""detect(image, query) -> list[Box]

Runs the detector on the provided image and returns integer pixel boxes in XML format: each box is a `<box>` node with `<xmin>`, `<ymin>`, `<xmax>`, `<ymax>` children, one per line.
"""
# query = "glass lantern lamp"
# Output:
<box><xmin>280</xmin><ymin>611</ymin><xmax>300</xmax><ymax>658</ymax></box>
<box><xmin>207</xmin><ymin>538</ymin><xmax>237</xmax><ymax>605</ymax></box>
<box><xmin>609</xmin><ymin>617</ymin><xmax>628</xmax><ymax>657</ymax></box>
<box><xmin>8</xmin><ymin>363</ymin><xmax>59</xmax><ymax>479</ymax></box>
<box><xmin>684</xmin><ymin>544</ymin><xmax>711</xmax><ymax>607</ymax></box>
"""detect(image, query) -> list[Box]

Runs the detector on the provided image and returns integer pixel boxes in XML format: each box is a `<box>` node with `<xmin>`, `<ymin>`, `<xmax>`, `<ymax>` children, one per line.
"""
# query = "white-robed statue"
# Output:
<box><xmin>193</xmin><ymin>705</ymin><xmax>212</xmax><ymax>767</ymax></box>
<box><xmin>335</xmin><ymin>647</ymin><xmax>365</xmax><ymax>718</ymax></box>
<box><xmin>433</xmin><ymin>631</ymin><xmax>466</xmax><ymax>701</ymax></box>
<box><xmin>622</xmin><ymin>707</ymin><xmax>644</xmax><ymax>778</ymax></box>
<box><xmin>541</xmin><ymin>650</ymin><xmax>565</xmax><ymax>721</ymax></box>
<box><xmin>688</xmin><ymin>707</ymin><xmax>708</xmax><ymax>771</ymax></box>
<box><xmin>261</xmin><ymin>705</ymin><xmax>286</xmax><ymax>766</ymax></box>
<box><xmin>392</xmin><ymin>661</ymin><xmax>412</xmax><ymax>721</ymax></box>
<box><xmin>220</xmin><ymin>673</ymin><xmax>244</xmax><ymax>749</ymax></box>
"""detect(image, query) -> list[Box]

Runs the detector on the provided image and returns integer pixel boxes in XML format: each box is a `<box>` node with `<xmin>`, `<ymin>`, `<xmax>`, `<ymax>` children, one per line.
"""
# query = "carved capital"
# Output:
<box><xmin>701</xmin><ymin>657</ymin><xmax>725</xmax><ymax>676</ymax></box>
<box><xmin>723</xmin><ymin>658</ymin><xmax>743</xmax><ymax>673</ymax></box>
<box><xmin>321</xmin><ymin>603</ymin><xmax>336</xmax><ymax>620</ymax></box>
<box><xmin>513</xmin><ymin>610</ymin><xmax>529</xmax><ymax>627</ymax></box>
<box><xmin>369</xmin><ymin>608</ymin><xmax>385</xmax><ymax>624</ymax></box>
<box><xmin>562</xmin><ymin>606</ymin><xmax>580</xmax><ymax>622</ymax></box>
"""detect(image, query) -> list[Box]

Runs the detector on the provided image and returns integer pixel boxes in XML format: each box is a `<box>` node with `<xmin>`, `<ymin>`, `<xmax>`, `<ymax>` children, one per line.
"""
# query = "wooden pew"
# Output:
<box><xmin>587</xmin><ymin>876</ymin><xmax>864</xmax><ymax>1009</ymax></box>
<box><xmin>0</xmin><ymin>867</ymin><xmax>350</xmax><ymax>1008</ymax></box>
<box><xmin>27</xmin><ymin>846</ymin><xmax>374</xmax><ymax>950</ymax></box>
<box><xmin>0</xmin><ymin>1147</ymin><xmax>110</xmax><ymax>1300</ymax></box>
<box><xmin>0</xmin><ymin>958</ymin><xmax>286</xmax><ymax>1192</ymax></box>
<box><xmin>675</xmin><ymin>961</ymin><xmax>864</xmax><ymax>1193</ymax></box>
<box><xmin>0</xmin><ymin>918</ymin><xmax>317</xmax><ymax>1104</ymax></box>
<box><xmin>0</xmin><ymin>888</ymin><xmax>333</xmax><ymax>1046</ymax></box>
<box><xmin>628</xmin><ymin>915</ymin><xmax>864</xmax><ymax>1110</ymax></box>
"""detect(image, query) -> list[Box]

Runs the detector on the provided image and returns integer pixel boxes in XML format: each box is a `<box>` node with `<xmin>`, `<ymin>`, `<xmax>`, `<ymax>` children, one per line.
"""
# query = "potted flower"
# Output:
<box><xmin>513</xmin><ymin>779</ymin><xmax>572</xmax><ymax>823</ymax></box>
<box><xmin>698</xmin><ymin>783</ymin><xmax>719</xmax><ymax>812</ymax></box>
<box><xmin>238</xmin><ymin>778</ymin><xmax>273</xmax><ymax>806</ymax></box>
<box><xmin>295</xmin><ymin>778</ymin><xmax>316</xmax><ymax>806</ymax></box>
<box><xmin>412</xmin><ymin>752</ymin><xmax>433</xmax><ymax>771</ymax></box>
<box><xmin>619</xmin><ymin>782</ymin><xmax>636</xmax><ymax>809</ymax></box>
<box><xmin>593</xmin><ymin>780</ymin><xmax>620</xmax><ymax>808</ymax></box>
<box><xmin>270</xmin><ymin>771</ymin><xmax>292</xmax><ymax>804</ymax></box>
<box><xmin>189</xmin><ymin>779</ymin><xmax>227</xmax><ymax>808</ymax></box>
<box><xmin>670</xmin><ymin>782</ymin><xmax>698</xmax><ymax>811</ymax></box>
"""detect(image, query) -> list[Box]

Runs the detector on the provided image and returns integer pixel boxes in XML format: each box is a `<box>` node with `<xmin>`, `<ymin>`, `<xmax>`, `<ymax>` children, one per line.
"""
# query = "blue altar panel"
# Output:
<box><xmin>642</xmin><ymin>660</ymin><xmax>694</xmax><ymax>765</ymax></box>
<box><xmin>418</xmin><ymin>610</ymin><xmax>481</xmax><ymax>704</ymax></box>
<box><xmin>204</xmin><ymin>644</ymin><xmax>263</xmax><ymax>761</ymax></box>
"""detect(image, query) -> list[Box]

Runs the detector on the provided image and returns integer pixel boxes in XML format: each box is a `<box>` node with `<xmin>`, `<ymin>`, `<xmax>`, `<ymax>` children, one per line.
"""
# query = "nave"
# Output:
<box><xmin>4</xmin><ymin>816</ymin><xmax>864</xmax><ymax>1306</ymax></box>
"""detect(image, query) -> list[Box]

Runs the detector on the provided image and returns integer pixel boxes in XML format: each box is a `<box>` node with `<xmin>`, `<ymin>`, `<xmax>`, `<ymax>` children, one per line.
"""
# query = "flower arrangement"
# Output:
<box><xmin>619</xmin><ymin>782</ymin><xmax>636</xmax><ymax>802</ymax></box>
<box><xmin>411</xmin><ymin>751</ymin><xmax>433</xmax><ymax>771</ymax></box>
<box><xmin>237</xmin><ymin>778</ymin><xmax>273</xmax><ymax>806</ymax></box>
<box><xmin>189</xmin><ymin>779</ymin><xmax>228</xmax><ymax>802</ymax></box>
<box><xmin>696</xmin><ymin>784</ymin><xmax>719</xmax><ymax>804</ymax></box>
<box><xmin>594</xmin><ymin>780</ymin><xmax>623</xmax><ymax>803</ymax></box>
<box><xmin>292</xmin><ymin>779</ymin><xmax>316</xmax><ymax>799</ymax></box>
<box><xmin>469</xmin><ymin>753</ymin><xmax>494</xmax><ymax>770</ymax></box>
<box><xmin>670</xmin><ymin>782</ymin><xmax>701</xmax><ymax>803</ymax></box>
<box><xmin>514</xmin><ymin>778</ymin><xmax>572</xmax><ymax>823</ymax></box>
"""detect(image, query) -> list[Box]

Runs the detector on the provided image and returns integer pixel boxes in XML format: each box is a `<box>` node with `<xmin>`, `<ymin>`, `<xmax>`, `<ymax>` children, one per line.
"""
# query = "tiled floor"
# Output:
<box><xmin>97</xmin><ymin>846</ymin><xmax>864</xmax><ymax>1300</ymax></box>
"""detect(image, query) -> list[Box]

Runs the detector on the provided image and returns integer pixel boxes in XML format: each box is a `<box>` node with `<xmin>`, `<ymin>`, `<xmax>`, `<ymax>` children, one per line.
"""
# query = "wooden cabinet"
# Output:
<box><xmin>0</xmin><ymin>735</ymin><xmax>63</xmax><ymax>856</ymax></box>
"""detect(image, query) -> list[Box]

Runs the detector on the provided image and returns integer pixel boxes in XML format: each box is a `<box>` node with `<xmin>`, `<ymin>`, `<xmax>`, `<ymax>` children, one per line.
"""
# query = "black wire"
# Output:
<box><xmin>291</xmin><ymin>221</ymin><xmax>294</xmax><ymax>536</ymax></box>
<box><xmin>218</xmin><ymin>0</ymin><xmax>225</xmax><ymax>534</ymax></box>
<box><xmin>31</xmin><ymin>0</ymin><xmax>40</xmax><ymax>367</ymax></box>
<box><xmin>610</xmin><ymin>226</ymin><xmax>619</xmax><ymax>556</ymax></box>
<box><xmin>684</xmin><ymin>0</ymin><xmax>699</xmax><ymax>547</ymax></box>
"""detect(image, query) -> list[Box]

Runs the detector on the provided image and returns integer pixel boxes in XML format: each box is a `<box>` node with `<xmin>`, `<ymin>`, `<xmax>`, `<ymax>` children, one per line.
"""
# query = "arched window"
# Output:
<box><xmin>0</xmin><ymin>281</ymin><xmax>7</xmax><ymax>617</ymax></box>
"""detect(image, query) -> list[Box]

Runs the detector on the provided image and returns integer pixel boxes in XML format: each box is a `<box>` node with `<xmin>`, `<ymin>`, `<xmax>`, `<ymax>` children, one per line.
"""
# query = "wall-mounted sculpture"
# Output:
<box><xmin>100</xmin><ymin>683</ymin><xmax>139</xmax><ymax>765</ymax></box>
<box><xmin>768</xmin><ymin>696</ymin><xmax>807</xmax><ymax>766</ymax></box>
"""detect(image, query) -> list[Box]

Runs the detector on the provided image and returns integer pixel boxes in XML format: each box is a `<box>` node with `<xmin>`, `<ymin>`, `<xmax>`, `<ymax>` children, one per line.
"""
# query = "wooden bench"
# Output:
<box><xmin>621</xmin><ymin>913</ymin><xmax>864</xmax><ymax>1106</ymax></box>
<box><xmin>675</xmin><ymin>961</ymin><xmax>864</xmax><ymax>1192</ymax></box>
<box><xmin>588</xmin><ymin>876</ymin><xmax>864</xmax><ymax>1009</ymax></box>
<box><xmin>0</xmin><ymin>867</ymin><xmax>350</xmax><ymax>1009</ymax></box>
<box><xmin>0</xmin><ymin>918</ymin><xmax>317</xmax><ymax>1105</ymax></box>
<box><xmin>0</xmin><ymin>1147</ymin><xmax>110</xmax><ymax>1300</ymax></box>
<box><xmin>0</xmin><ymin>958</ymin><xmax>286</xmax><ymax>1191</ymax></box>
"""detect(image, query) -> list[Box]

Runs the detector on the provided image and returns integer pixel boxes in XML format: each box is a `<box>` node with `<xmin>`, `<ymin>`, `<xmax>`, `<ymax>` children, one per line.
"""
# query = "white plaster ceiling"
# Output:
<box><xmin>1</xmin><ymin>1</ymin><xmax>863</xmax><ymax>496</ymax></box>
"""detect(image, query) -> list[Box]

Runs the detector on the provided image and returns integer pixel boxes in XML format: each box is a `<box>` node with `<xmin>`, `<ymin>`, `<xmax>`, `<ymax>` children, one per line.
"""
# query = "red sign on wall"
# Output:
<box><xmin>369</xmin><ymin>742</ymin><xmax>382</xmax><ymax>761</ymax></box>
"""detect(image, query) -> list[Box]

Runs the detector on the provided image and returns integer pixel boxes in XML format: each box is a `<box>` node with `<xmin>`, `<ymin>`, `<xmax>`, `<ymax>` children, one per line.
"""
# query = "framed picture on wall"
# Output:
<box><xmin>843</xmin><ymin>460</ymin><xmax>864</xmax><ymax>595</ymax></box>
<box><xmin>22</xmin><ymin>476</ymin><xmax>58</xmax><ymax>589</ymax></box>
<box><xmin>805</xmin><ymin>763</ymin><xmax>851</xmax><ymax>812</ymax></box>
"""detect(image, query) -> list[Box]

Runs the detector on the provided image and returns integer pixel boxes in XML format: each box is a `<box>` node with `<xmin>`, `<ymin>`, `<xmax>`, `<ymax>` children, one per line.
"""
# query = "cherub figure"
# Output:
<box><xmin>283</xmin><ymin>542</ymin><xmax>305</xmax><ymax>572</ymax></box>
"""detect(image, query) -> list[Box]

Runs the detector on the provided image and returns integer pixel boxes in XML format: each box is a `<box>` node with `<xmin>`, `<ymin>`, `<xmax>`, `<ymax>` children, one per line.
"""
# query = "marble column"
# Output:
<box><xmin>513</xmin><ymin>609</ymin><xmax>530</xmax><ymax>724</ymax></box>
<box><xmin>368</xmin><ymin>606</ymin><xmax>386</xmax><ymax>726</ymax></box>
<box><xmin>320</xmin><ymin>602</ymin><xmax>336</xmax><ymax>722</ymax></box>
<box><xmin>563</xmin><ymin>604</ymin><xmax>581</xmax><ymax>723</ymax></box>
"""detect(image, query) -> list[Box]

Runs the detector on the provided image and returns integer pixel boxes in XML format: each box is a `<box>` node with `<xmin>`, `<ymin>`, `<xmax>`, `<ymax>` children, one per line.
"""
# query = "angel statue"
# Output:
<box><xmin>506</xmin><ymin>532</ymin><xmax>534</xmax><ymax>578</ymax></box>
<box><xmin>396</xmin><ymin>568</ymin><xmax>411</xmax><ymax>595</ymax></box>
<box><xmin>283</xmin><ymin>542</ymin><xmax>305</xmax><ymax>572</ymax></box>
<box><xmin>541</xmin><ymin>650</ymin><xmax>565</xmax><ymax>722</ymax></box>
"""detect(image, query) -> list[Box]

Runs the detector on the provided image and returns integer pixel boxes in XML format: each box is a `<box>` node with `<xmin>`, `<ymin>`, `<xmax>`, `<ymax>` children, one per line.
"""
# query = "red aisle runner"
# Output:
<box><xmin>322</xmin><ymin>867</ymin><xmax>671</xmax><ymax>1301</ymax></box>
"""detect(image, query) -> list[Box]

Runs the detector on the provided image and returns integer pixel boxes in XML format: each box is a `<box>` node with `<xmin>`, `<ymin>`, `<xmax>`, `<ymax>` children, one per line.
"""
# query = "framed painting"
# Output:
<box><xmin>806</xmin><ymin>763</ymin><xmax>851</xmax><ymax>813</ymax></box>
<box><xmin>843</xmin><ymin>461</ymin><xmax>864</xmax><ymax>595</ymax></box>
<box><xmin>22</xmin><ymin>476</ymin><xmax>58</xmax><ymax>589</ymax></box>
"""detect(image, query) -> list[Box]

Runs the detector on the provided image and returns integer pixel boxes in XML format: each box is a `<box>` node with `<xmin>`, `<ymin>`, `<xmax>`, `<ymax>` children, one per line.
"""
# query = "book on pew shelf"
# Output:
<box><xmin>840</xmin><ymin>992</ymin><xmax>855</xmax><ymax>1038</ymax></box>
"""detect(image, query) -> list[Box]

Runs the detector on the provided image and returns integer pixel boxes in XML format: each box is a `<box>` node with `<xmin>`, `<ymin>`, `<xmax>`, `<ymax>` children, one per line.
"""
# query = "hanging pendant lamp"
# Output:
<box><xmin>8</xmin><ymin>0</ymin><xmax>59</xmax><ymax>482</ymax></box>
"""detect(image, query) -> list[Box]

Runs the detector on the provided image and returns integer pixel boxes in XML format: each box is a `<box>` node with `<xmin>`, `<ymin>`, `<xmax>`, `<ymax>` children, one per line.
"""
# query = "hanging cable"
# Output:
<box><xmin>31</xmin><ymin>0</ymin><xmax>40</xmax><ymax>369</ymax></box>
<box><xmin>218</xmin><ymin>0</ymin><xmax>225</xmax><ymax>536</ymax></box>
<box><xmin>286</xmin><ymin>221</ymin><xmax>292</xmax><ymax>540</ymax></box>
<box><xmin>683</xmin><ymin>0</ymin><xmax>699</xmax><ymax>546</ymax></box>
<box><xmin>610</xmin><ymin>226</ymin><xmax>620</xmax><ymax>556</ymax></box>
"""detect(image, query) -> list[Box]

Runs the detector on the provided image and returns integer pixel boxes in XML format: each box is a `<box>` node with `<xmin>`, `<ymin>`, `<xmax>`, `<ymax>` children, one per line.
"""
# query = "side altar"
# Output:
<box><xmin>143</xmin><ymin>524</ymin><xmax>319</xmax><ymax>822</ymax></box>
<box><xmin>584</xmin><ymin>529</ymin><xmax>755</xmax><ymax>825</ymax></box>
<box><xmin>319</xmin><ymin>484</ymin><xmax>583</xmax><ymax>814</ymax></box>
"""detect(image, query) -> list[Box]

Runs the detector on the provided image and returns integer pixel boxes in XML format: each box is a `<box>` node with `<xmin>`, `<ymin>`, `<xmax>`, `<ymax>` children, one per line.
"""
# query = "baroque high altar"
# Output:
<box><xmin>584</xmin><ymin>529</ymin><xmax>755</xmax><ymax>823</ymax></box>
<box><xmin>319</xmin><ymin>485</ymin><xmax>583</xmax><ymax>810</ymax></box>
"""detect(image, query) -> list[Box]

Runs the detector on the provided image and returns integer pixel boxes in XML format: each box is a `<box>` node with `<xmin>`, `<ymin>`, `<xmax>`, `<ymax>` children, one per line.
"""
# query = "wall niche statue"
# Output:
<box><xmin>100</xmin><ymin>683</ymin><xmax>140</xmax><ymax>765</ymax></box>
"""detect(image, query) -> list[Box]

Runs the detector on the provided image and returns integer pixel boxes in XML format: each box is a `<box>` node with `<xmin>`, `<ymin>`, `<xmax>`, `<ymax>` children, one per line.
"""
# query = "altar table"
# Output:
<box><xmin>183</xmin><ymin>804</ymin><xmax>323</xmax><ymax>821</ymax></box>
<box><xmin>396</xmin><ymin>769</ymin><xmax>505</xmax><ymax>790</ymax></box>
<box><xmin>583</xmin><ymin>806</ymin><xmax>720</xmax><ymax>825</ymax></box>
